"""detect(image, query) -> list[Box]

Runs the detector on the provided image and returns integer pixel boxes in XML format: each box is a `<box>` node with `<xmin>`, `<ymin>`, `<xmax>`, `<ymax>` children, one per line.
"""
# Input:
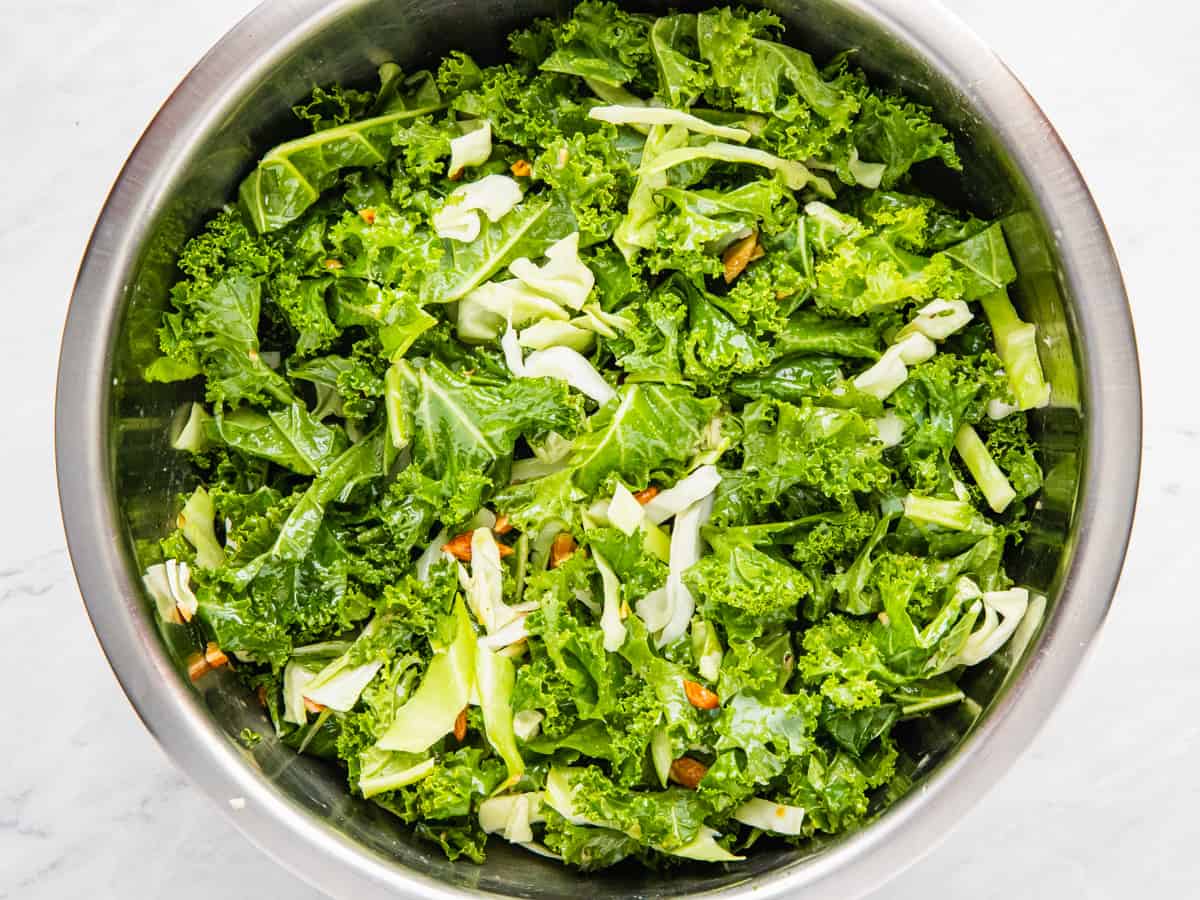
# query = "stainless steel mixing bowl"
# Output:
<box><xmin>56</xmin><ymin>1</ymin><xmax>1141</xmax><ymax>897</ymax></box>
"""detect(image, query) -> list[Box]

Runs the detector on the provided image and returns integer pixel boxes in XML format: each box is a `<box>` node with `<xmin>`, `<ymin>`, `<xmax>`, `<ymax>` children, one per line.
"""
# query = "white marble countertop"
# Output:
<box><xmin>2</xmin><ymin>1</ymin><xmax>1195</xmax><ymax>897</ymax></box>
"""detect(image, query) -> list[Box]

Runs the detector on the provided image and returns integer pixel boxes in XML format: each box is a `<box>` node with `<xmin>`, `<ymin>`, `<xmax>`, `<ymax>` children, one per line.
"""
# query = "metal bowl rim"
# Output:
<box><xmin>55</xmin><ymin>1</ymin><xmax>1142</xmax><ymax>897</ymax></box>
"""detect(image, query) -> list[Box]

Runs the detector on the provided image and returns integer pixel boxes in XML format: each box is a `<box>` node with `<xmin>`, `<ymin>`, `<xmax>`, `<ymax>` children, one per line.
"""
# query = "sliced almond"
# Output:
<box><xmin>493</xmin><ymin>514</ymin><xmax>513</xmax><ymax>535</ymax></box>
<box><xmin>722</xmin><ymin>231</ymin><xmax>762</xmax><ymax>284</ymax></box>
<box><xmin>443</xmin><ymin>531</ymin><xmax>514</xmax><ymax>562</ymax></box>
<box><xmin>683</xmin><ymin>679</ymin><xmax>720</xmax><ymax>710</ymax></box>
<box><xmin>669</xmin><ymin>756</ymin><xmax>708</xmax><ymax>790</ymax></box>
<box><xmin>550</xmin><ymin>533</ymin><xmax>577</xmax><ymax>569</ymax></box>
<box><xmin>442</xmin><ymin>532</ymin><xmax>473</xmax><ymax>562</ymax></box>
<box><xmin>204</xmin><ymin>642</ymin><xmax>229</xmax><ymax>669</ymax></box>
<box><xmin>186</xmin><ymin>654</ymin><xmax>211</xmax><ymax>682</ymax></box>
<box><xmin>633</xmin><ymin>486</ymin><xmax>659</xmax><ymax>505</ymax></box>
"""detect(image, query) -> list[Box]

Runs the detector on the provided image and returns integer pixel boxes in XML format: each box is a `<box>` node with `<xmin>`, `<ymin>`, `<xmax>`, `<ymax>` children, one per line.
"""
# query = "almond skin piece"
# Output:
<box><xmin>186</xmin><ymin>654</ymin><xmax>211</xmax><ymax>682</ymax></box>
<box><xmin>683</xmin><ymin>679</ymin><xmax>720</xmax><ymax>710</ymax></box>
<box><xmin>550</xmin><ymin>533</ymin><xmax>577</xmax><ymax>569</ymax></box>
<box><xmin>442</xmin><ymin>531</ymin><xmax>514</xmax><ymax>562</ymax></box>
<box><xmin>722</xmin><ymin>231</ymin><xmax>762</xmax><ymax>283</ymax></box>
<box><xmin>669</xmin><ymin>756</ymin><xmax>708</xmax><ymax>789</ymax></box>
<box><xmin>204</xmin><ymin>642</ymin><xmax>229</xmax><ymax>669</ymax></box>
<box><xmin>633</xmin><ymin>486</ymin><xmax>659</xmax><ymax>505</ymax></box>
<box><xmin>442</xmin><ymin>532</ymin><xmax>473</xmax><ymax>561</ymax></box>
<box><xmin>453</xmin><ymin>708</ymin><xmax>468</xmax><ymax>742</ymax></box>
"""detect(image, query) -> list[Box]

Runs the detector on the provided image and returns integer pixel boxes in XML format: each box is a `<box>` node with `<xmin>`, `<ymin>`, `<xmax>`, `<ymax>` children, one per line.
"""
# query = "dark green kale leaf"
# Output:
<box><xmin>695</xmin><ymin>8</ymin><xmax>858</xmax><ymax>130</ymax></box>
<box><xmin>536</xmin><ymin>1</ymin><xmax>656</xmax><ymax>91</ymax></box>
<box><xmin>239</xmin><ymin>70</ymin><xmax>445</xmax><ymax>232</ymax></box>
<box><xmin>609</xmin><ymin>276</ymin><xmax>689</xmax><ymax>384</ymax></box>
<box><xmin>683</xmin><ymin>285</ymin><xmax>774</xmax><ymax>389</ymax></box>
<box><xmin>889</xmin><ymin>350</ymin><xmax>1007</xmax><ymax>494</ymax></box>
<box><xmin>711</xmin><ymin>397</ymin><xmax>891</xmax><ymax>525</ymax></box>
<box><xmin>685</xmin><ymin>535</ymin><xmax>811</xmax><ymax>640</ymax></box>
<box><xmin>160</xmin><ymin>273</ymin><xmax>295</xmax><ymax>407</ymax></box>
<box><xmin>392</xmin><ymin>358</ymin><xmax>584</xmax><ymax>526</ymax></box>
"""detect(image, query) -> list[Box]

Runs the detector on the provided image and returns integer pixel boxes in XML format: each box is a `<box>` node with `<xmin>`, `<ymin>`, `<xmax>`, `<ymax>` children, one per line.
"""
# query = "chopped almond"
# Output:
<box><xmin>442</xmin><ymin>531</ymin><xmax>514</xmax><ymax>562</ymax></box>
<box><xmin>550</xmin><ymin>533</ymin><xmax>577</xmax><ymax>569</ymax></box>
<box><xmin>683</xmin><ymin>679</ymin><xmax>720</xmax><ymax>710</ymax></box>
<box><xmin>510</xmin><ymin>159</ymin><xmax>532</xmax><ymax>177</ymax></box>
<box><xmin>442</xmin><ymin>531</ymin><xmax>473</xmax><ymax>562</ymax></box>
<box><xmin>187</xmin><ymin>654</ymin><xmax>211</xmax><ymax>682</ymax></box>
<box><xmin>303</xmin><ymin>697</ymin><xmax>327</xmax><ymax>715</ymax></box>
<box><xmin>322</xmin><ymin>258</ymin><xmax>343</xmax><ymax>270</ymax></box>
<box><xmin>453</xmin><ymin>708</ymin><xmax>468</xmax><ymax>741</ymax></box>
<box><xmin>493</xmin><ymin>514</ymin><xmax>513</xmax><ymax>535</ymax></box>
<box><xmin>633</xmin><ymin>486</ymin><xmax>659</xmax><ymax>505</ymax></box>
<box><xmin>669</xmin><ymin>756</ymin><xmax>708</xmax><ymax>790</ymax></box>
<box><xmin>722</xmin><ymin>231</ymin><xmax>762</xmax><ymax>283</ymax></box>
<box><xmin>358</xmin><ymin>208</ymin><xmax>377</xmax><ymax>225</ymax></box>
<box><xmin>204</xmin><ymin>642</ymin><xmax>229</xmax><ymax>670</ymax></box>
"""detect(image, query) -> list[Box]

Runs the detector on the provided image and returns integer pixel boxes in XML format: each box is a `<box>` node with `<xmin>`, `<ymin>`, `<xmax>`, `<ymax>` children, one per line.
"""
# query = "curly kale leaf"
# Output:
<box><xmin>685</xmin><ymin>535</ymin><xmax>811</xmax><ymax>640</ymax></box>
<box><xmin>711</xmin><ymin>397</ymin><xmax>891</xmax><ymax>525</ymax></box>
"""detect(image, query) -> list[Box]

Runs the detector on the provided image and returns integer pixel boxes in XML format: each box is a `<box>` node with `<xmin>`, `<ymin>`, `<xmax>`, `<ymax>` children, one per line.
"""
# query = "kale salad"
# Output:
<box><xmin>141</xmin><ymin>2</ymin><xmax>1051</xmax><ymax>870</ymax></box>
